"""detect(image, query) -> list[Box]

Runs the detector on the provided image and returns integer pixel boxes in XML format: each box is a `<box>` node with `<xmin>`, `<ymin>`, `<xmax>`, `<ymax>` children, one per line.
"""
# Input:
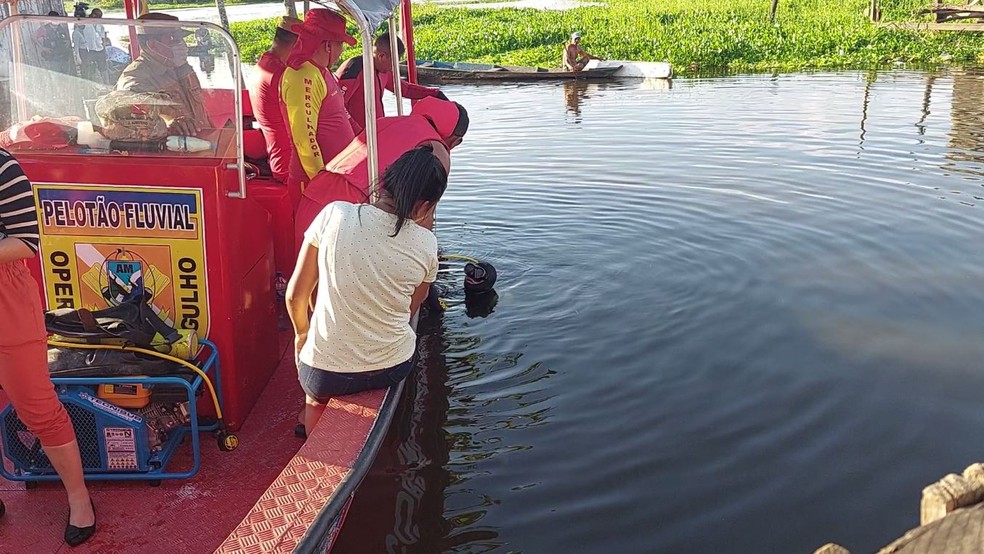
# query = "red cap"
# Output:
<box><xmin>412</xmin><ymin>96</ymin><xmax>465</xmax><ymax>142</ymax></box>
<box><xmin>292</xmin><ymin>9</ymin><xmax>356</xmax><ymax>46</ymax></box>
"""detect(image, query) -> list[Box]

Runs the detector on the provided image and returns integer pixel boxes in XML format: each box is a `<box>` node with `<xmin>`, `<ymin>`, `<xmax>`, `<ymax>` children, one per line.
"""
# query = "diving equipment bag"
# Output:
<box><xmin>44</xmin><ymin>297</ymin><xmax>181</xmax><ymax>348</ymax></box>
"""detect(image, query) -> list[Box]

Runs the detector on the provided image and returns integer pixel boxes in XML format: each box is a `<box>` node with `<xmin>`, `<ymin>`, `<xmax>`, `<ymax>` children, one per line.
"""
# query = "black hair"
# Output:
<box><xmin>90</xmin><ymin>7</ymin><xmax>102</xmax><ymax>16</ymax></box>
<box><xmin>452</xmin><ymin>103</ymin><xmax>469</xmax><ymax>138</ymax></box>
<box><xmin>381</xmin><ymin>145</ymin><xmax>447</xmax><ymax>237</ymax></box>
<box><xmin>375</xmin><ymin>32</ymin><xmax>406</xmax><ymax>58</ymax></box>
<box><xmin>47</xmin><ymin>10</ymin><xmax>59</xmax><ymax>16</ymax></box>
<box><xmin>273</xmin><ymin>26</ymin><xmax>297</xmax><ymax>45</ymax></box>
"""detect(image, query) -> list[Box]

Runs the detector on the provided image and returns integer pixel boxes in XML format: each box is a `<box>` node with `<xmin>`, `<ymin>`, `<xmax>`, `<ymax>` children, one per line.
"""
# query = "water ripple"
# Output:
<box><xmin>340</xmin><ymin>70</ymin><xmax>984</xmax><ymax>554</ymax></box>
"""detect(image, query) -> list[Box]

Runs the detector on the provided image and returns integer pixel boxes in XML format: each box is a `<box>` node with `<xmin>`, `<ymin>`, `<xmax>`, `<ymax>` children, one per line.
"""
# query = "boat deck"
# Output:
<box><xmin>0</xmin><ymin>335</ymin><xmax>386</xmax><ymax>553</ymax></box>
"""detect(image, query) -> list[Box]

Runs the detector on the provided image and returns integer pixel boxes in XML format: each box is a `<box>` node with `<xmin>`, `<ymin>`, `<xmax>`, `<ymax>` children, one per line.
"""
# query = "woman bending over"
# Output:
<box><xmin>286</xmin><ymin>145</ymin><xmax>446</xmax><ymax>434</ymax></box>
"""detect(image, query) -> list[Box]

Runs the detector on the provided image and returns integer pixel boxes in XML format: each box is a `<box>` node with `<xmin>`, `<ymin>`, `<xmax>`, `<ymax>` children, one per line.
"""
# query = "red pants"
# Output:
<box><xmin>0</xmin><ymin>260</ymin><xmax>75</xmax><ymax>447</ymax></box>
<box><xmin>294</xmin><ymin>172</ymin><xmax>368</xmax><ymax>251</ymax></box>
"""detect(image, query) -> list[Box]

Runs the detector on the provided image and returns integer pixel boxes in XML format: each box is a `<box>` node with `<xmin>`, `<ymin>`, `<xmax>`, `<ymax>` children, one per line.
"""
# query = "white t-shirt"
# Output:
<box><xmin>300</xmin><ymin>202</ymin><xmax>438</xmax><ymax>373</ymax></box>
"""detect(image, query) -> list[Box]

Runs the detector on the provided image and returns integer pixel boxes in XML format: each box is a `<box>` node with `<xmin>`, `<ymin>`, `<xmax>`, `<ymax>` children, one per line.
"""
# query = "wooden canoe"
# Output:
<box><xmin>402</xmin><ymin>60</ymin><xmax>623</xmax><ymax>84</ymax></box>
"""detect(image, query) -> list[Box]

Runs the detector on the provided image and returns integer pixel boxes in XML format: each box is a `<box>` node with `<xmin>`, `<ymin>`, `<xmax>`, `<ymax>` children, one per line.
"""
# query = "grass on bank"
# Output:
<box><xmin>228</xmin><ymin>0</ymin><xmax>984</xmax><ymax>76</ymax></box>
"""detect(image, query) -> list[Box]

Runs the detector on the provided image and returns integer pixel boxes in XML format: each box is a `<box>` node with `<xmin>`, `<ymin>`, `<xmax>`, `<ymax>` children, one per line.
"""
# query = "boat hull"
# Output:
<box><xmin>403</xmin><ymin>60</ymin><xmax>623</xmax><ymax>83</ymax></box>
<box><xmin>587</xmin><ymin>60</ymin><xmax>673</xmax><ymax>79</ymax></box>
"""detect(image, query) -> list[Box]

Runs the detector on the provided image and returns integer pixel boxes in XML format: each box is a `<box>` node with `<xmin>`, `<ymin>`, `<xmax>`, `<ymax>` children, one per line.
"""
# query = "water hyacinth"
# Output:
<box><xmin>227</xmin><ymin>0</ymin><xmax>984</xmax><ymax>76</ymax></box>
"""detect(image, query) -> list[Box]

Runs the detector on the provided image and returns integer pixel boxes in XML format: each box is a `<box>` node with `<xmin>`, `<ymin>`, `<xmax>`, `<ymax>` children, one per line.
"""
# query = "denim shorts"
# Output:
<box><xmin>298</xmin><ymin>351</ymin><xmax>418</xmax><ymax>403</ymax></box>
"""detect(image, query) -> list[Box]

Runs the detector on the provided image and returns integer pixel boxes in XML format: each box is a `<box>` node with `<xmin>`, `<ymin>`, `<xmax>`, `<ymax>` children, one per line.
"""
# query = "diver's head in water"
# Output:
<box><xmin>464</xmin><ymin>261</ymin><xmax>496</xmax><ymax>293</ymax></box>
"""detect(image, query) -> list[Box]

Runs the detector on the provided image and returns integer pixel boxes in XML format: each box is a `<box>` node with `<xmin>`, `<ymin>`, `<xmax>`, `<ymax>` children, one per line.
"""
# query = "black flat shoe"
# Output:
<box><xmin>294</xmin><ymin>423</ymin><xmax>307</xmax><ymax>439</ymax></box>
<box><xmin>65</xmin><ymin>500</ymin><xmax>95</xmax><ymax>547</ymax></box>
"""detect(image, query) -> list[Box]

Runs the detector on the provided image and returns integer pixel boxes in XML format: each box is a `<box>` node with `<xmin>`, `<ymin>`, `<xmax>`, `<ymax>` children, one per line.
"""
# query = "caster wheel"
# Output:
<box><xmin>216</xmin><ymin>431</ymin><xmax>239</xmax><ymax>452</ymax></box>
<box><xmin>148</xmin><ymin>480</ymin><xmax>161</xmax><ymax>487</ymax></box>
<box><xmin>24</xmin><ymin>480</ymin><xmax>38</xmax><ymax>490</ymax></box>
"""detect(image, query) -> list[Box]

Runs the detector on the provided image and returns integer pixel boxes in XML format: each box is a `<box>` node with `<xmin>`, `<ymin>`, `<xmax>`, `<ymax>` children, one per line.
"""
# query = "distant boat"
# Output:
<box><xmin>403</xmin><ymin>60</ymin><xmax>623</xmax><ymax>83</ymax></box>
<box><xmin>586</xmin><ymin>60</ymin><xmax>673</xmax><ymax>79</ymax></box>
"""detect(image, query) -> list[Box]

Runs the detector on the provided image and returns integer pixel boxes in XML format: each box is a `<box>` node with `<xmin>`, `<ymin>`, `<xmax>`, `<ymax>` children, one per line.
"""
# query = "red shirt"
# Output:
<box><xmin>336</xmin><ymin>56</ymin><xmax>443</xmax><ymax>135</ymax></box>
<box><xmin>303</xmin><ymin>96</ymin><xmax>462</xmax><ymax>208</ymax></box>
<box><xmin>248</xmin><ymin>52</ymin><xmax>291</xmax><ymax>182</ymax></box>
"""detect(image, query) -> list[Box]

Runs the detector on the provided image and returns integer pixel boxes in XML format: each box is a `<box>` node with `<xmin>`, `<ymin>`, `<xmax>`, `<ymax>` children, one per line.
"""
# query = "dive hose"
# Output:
<box><xmin>46</xmin><ymin>339</ymin><xmax>229</xmax><ymax>434</ymax></box>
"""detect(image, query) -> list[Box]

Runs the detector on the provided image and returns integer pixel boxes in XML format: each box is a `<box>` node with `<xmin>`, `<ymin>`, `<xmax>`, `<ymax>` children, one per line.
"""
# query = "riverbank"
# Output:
<box><xmin>226</xmin><ymin>0</ymin><xmax>984</xmax><ymax>76</ymax></box>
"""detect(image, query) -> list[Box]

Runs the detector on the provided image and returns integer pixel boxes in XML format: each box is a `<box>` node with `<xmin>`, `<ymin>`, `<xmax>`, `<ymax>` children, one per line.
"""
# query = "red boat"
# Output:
<box><xmin>0</xmin><ymin>0</ymin><xmax>430</xmax><ymax>551</ymax></box>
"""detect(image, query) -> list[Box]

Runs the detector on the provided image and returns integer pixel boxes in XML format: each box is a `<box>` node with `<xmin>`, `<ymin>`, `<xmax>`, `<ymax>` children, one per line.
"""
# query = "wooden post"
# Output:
<box><xmin>214</xmin><ymin>0</ymin><xmax>229</xmax><ymax>30</ymax></box>
<box><xmin>870</xmin><ymin>0</ymin><xmax>881</xmax><ymax>21</ymax></box>
<box><xmin>769</xmin><ymin>0</ymin><xmax>778</xmax><ymax>21</ymax></box>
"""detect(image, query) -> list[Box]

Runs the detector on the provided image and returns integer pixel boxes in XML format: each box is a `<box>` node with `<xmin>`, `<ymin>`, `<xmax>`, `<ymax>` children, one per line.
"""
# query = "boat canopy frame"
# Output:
<box><xmin>314</xmin><ymin>0</ymin><xmax>410</xmax><ymax>202</ymax></box>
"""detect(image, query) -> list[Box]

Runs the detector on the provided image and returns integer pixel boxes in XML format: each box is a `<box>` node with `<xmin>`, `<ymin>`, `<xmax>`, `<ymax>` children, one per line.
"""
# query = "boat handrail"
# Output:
<box><xmin>388</xmin><ymin>14</ymin><xmax>404</xmax><ymax>116</ymax></box>
<box><xmin>315</xmin><ymin>0</ymin><xmax>407</xmax><ymax>201</ymax></box>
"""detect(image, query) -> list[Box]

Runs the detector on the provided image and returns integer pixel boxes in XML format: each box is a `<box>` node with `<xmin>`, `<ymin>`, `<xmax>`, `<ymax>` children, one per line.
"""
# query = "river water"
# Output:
<box><xmin>333</xmin><ymin>71</ymin><xmax>984</xmax><ymax>553</ymax></box>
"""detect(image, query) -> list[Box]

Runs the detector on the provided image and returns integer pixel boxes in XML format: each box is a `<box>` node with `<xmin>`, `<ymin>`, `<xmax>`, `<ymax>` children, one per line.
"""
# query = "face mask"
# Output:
<box><xmin>170</xmin><ymin>41</ymin><xmax>189</xmax><ymax>66</ymax></box>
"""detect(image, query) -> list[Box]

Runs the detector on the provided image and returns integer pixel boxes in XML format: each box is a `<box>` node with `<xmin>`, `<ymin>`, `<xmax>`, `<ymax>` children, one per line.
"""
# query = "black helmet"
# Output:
<box><xmin>464</xmin><ymin>262</ymin><xmax>496</xmax><ymax>294</ymax></box>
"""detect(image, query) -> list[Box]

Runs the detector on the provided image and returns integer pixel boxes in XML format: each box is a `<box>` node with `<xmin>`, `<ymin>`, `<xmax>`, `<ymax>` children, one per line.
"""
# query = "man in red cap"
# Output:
<box><xmin>248</xmin><ymin>16</ymin><xmax>301</xmax><ymax>182</ymax></box>
<box><xmin>280</xmin><ymin>8</ymin><xmax>356</xmax><ymax>206</ymax></box>
<box><xmin>293</xmin><ymin>96</ymin><xmax>469</xmax><ymax>246</ymax></box>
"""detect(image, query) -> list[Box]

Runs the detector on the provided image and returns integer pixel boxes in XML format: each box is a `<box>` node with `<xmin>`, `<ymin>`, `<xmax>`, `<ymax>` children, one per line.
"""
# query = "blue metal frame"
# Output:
<box><xmin>0</xmin><ymin>340</ymin><xmax>223</xmax><ymax>483</ymax></box>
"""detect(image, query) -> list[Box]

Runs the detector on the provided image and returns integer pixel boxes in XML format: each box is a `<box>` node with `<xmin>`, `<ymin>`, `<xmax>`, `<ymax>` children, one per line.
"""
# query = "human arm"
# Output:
<box><xmin>409</xmin><ymin>240</ymin><xmax>439</xmax><ymax>317</ymax></box>
<box><xmin>169</xmin><ymin>66</ymin><xmax>208</xmax><ymax>136</ymax></box>
<box><xmin>0</xmin><ymin>235</ymin><xmax>33</xmax><ymax>263</ymax></box>
<box><xmin>0</xmin><ymin>153</ymin><xmax>39</xmax><ymax>264</ymax></box>
<box><xmin>282</xmin><ymin>65</ymin><xmax>329</xmax><ymax>180</ymax></box>
<box><xmin>579</xmin><ymin>46</ymin><xmax>602</xmax><ymax>61</ymax></box>
<box><xmin>384</xmin><ymin>73</ymin><xmax>447</xmax><ymax>101</ymax></box>
<box><xmin>167</xmin><ymin>119</ymin><xmax>200</xmax><ymax>137</ymax></box>
<box><xmin>285</xmin><ymin>240</ymin><xmax>319</xmax><ymax>360</ymax></box>
<box><xmin>409</xmin><ymin>282</ymin><xmax>430</xmax><ymax>318</ymax></box>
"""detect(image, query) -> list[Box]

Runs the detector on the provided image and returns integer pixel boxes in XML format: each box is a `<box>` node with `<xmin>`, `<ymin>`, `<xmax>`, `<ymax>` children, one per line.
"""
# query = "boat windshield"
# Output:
<box><xmin>0</xmin><ymin>15</ymin><xmax>241</xmax><ymax>160</ymax></box>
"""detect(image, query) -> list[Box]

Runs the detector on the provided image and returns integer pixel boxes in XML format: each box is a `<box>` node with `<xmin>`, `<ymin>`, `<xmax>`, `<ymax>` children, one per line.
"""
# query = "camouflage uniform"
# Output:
<box><xmin>115</xmin><ymin>51</ymin><xmax>210</xmax><ymax>131</ymax></box>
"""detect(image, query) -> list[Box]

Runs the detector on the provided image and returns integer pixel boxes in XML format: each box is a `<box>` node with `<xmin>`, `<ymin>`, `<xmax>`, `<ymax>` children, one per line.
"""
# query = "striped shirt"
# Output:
<box><xmin>0</xmin><ymin>149</ymin><xmax>39</xmax><ymax>253</ymax></box>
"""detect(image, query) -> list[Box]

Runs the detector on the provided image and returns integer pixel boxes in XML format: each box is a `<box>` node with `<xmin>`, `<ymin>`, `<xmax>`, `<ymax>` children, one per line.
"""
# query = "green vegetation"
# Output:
<box><xmin>229</xmin><ymin>17</ymin><xmax>281</xmax><ymax>65</ymax></box>
<box><xmin>227</xmin><ymin>0</ymin><xmax>984</xmax><ymax>75</ymax></box>
<box><xmin>230</xmin><ymin>17</ymin><xmax>369</xmax><ymax>66</ymax></box>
